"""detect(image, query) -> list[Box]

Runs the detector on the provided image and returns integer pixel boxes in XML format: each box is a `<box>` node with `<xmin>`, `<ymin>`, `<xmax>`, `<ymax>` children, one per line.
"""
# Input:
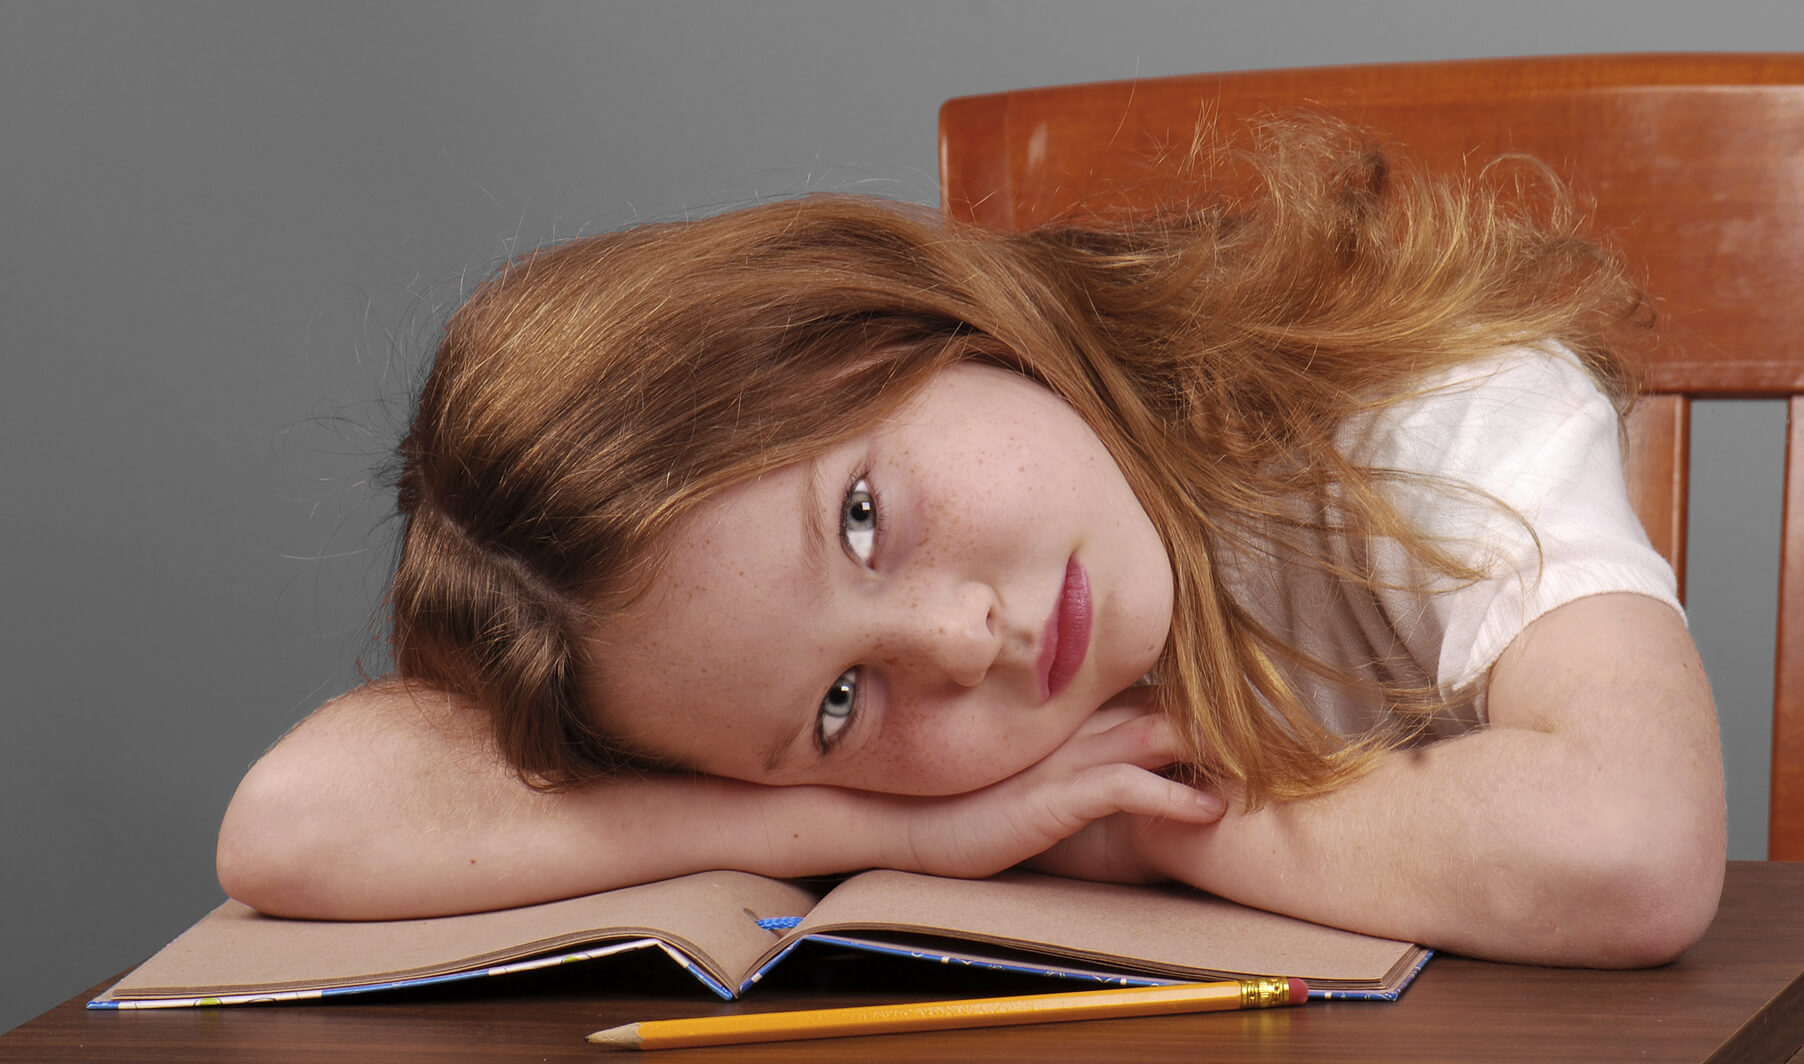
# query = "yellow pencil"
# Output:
<box><xmin>586</xmin><ymin>976</ymin><xmax>1308</xmax><ymax>1050</ymax></box>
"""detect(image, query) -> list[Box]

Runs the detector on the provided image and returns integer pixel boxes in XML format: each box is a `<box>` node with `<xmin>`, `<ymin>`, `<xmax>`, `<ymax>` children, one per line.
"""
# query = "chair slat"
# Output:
<box><xmin>1773</xmin><ymin>398</ymin><xmax>1804</xmax><ymax>861</ymax></box>
<box><xmin>1625</xmin><ymin>395</ymin><xmax>1690</xmax><ymax>600</ymax></box>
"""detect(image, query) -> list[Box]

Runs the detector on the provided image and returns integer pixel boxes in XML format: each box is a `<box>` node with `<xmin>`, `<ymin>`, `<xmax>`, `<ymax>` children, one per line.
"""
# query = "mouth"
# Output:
<box><xmin>1038</xmin><ymin>556</ymin><xmax>1092</xmax><ymax>702</ymax></box>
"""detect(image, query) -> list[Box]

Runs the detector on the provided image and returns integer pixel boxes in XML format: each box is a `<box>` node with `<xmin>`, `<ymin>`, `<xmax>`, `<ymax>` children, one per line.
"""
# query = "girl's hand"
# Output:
<box><xmin>886</xmin><ymin>703</ymin><xmax>1224</xmax><ymax>880</ymax></box>
<box><xmin>1019</xmin><ymin>813</ymin><xmax>1172</xmax><ymax>884</ymax></box>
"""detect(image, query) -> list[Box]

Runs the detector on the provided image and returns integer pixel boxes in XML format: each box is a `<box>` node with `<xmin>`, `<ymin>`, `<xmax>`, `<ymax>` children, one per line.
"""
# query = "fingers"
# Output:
<box><xmin>905</xmin><ymin>747</ymin><xmax>1222</xmax><ymax>881</ymax></box>
<box><xmin>1061</xmin><ymin>708</ymin><xmax>1189</xmax><ymax>773</ymax></box>
<box><xmin>1039</xmin><ymin>708</ymin><xmax>1220</xmax><ymax>826</ymax></box>
<box><xmin>1071</xmin><ymin>702</ymin><xmax>1159</xmax><ymax>738</ymax></box>
<box><xmin>1059</xmin><ymin>763</ymin><xmax>1226</xmax><ymax>825</ymax></box>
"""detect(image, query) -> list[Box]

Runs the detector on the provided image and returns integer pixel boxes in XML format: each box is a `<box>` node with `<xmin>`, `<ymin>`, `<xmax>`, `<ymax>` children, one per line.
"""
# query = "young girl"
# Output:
<box><xmin>216</xmin><ymin>121</ymin><xmax>1725</xmax><ymax>968</ymax></box>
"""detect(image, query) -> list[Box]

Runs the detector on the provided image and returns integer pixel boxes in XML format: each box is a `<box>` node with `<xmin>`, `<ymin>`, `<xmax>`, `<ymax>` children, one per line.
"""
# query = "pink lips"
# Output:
<box><xmin>1039</xmin><ymin>557</ymin><xmax>1092</xmax><ymax>702</ymax></box>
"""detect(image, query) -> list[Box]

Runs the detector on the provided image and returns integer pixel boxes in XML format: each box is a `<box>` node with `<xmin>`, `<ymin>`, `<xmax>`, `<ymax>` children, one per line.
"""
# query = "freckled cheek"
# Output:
<box><xmin>918</xmin><ymin>496</ymin><xmax>1033</xmax><ymax>573</ymax></box>
<box><xmin>913</xmin><ymin>491</ymin><xmax>977</xmax><ymax>554</ymax></box>
<box><xmin>864</xmin><ymin>716</ymin><xmax>1041</xmax><ymax>795</ymax></box>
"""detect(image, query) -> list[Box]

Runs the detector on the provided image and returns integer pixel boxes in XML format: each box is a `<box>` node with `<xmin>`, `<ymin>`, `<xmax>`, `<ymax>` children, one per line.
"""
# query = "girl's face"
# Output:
<box><xmin>587</xmin><ymin>363</ymin><xmax>1173</xmax><ymax>796</ymax></box>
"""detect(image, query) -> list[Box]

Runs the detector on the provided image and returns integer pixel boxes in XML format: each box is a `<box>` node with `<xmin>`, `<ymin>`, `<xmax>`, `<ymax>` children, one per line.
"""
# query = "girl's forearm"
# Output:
<box><xmin>1142</xmin><ymin>730</ymin><xmax>1713</xmax><ymax>966</ymax></box>
<box><xmin>1139</xmin><ymin>599</ymin><xmax>1725</xmax><ymax>968</ymax></box>
<box><xmin>216</xmin><ymin>685</ymin><xmax>1217</xmax><ymax>920</ymax></box>
<box><xmin>216</xmin><ymin>684</ymin><xmax>904</xmax><ymax>920</ymax></box>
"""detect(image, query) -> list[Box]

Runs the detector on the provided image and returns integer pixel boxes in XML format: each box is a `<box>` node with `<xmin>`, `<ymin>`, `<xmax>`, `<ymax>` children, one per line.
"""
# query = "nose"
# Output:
<box><xmin>890</xmin><ymin>580</ymin><xmax>1001</xmax><ymax>688</ymax></box>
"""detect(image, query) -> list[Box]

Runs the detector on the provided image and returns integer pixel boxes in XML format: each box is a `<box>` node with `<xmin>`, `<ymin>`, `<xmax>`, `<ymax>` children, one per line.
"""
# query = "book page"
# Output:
<box><xmin>780</xmin><ymin>870</ymin><xmax>1424</xmax><ymax>992</ymax></box>
<box><xmin>103</xmin><ymin>870</ymin><xmax>818</xmax><ymax>1000</ymax></box>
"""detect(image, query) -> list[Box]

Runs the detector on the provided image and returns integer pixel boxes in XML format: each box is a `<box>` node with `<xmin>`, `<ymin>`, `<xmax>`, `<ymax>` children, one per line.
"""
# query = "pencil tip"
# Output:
<box><xmin>585</xmin><ymin>1022</ymin><xmax>643</xmax><ymax>1048</ymax></box>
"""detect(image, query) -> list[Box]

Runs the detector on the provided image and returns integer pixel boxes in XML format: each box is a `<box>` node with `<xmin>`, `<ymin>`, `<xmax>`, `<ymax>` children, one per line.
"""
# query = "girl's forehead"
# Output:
<box><xmin>583</xmin><ymin>455</ymin><xmax>833</xmax><ymax>764</ymax></box>
<box><xmin>594</xmin><ymin>454</ymin><xmax>817</xmax><ymax>651</ymax></box>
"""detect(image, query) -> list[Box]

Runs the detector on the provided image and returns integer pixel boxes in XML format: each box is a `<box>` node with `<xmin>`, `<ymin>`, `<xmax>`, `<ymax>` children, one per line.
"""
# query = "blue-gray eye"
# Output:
<box><xmin>819</xmin><ymin>668</ymin><xmax>858</xmax><ymax>745</ymax></box>
<box><xmin>842</xmin><ymin>479</ymin><xmax>876</xmax><ymax>563</ymax></box>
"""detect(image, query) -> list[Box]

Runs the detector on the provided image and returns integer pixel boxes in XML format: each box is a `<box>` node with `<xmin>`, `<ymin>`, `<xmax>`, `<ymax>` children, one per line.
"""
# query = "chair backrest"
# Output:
<box><xmin>939</xmin><ymin>53</ymin><xmax>1804</xmax><ymax>860</ymax></box>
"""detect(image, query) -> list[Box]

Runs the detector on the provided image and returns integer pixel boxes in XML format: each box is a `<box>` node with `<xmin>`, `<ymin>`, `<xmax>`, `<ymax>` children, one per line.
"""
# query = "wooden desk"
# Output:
<box><xmin>4</xmin><ymin>862</ymin><xmax>1799</xmax><ymax>1063</ymax></box>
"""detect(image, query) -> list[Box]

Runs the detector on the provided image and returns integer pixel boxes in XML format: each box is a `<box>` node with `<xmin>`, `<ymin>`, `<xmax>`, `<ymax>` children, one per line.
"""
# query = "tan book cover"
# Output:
<box><xmin>91</xmin><ymin>870</ymin><xmax>1429</xmax><ymax>1009</ymax></box>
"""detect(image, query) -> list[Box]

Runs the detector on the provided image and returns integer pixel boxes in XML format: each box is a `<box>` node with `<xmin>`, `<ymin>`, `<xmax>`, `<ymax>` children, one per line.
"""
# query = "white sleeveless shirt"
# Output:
<box><xmin>1216</xmin><ymin>344</ymin><xmax>1683</xmax><ymax>740</ymax></box>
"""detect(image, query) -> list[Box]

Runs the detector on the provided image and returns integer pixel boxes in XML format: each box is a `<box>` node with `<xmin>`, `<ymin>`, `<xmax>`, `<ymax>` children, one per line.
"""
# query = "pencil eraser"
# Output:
<box><xmin>1288</xmin><ymin>978</ymin><xmax>1310</xmax><ymax>1004</ymax></box>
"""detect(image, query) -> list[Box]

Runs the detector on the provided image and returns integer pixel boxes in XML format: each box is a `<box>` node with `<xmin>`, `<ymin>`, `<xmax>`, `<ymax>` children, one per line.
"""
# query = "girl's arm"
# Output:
<box><xmin>216</xmin><ymin>683</ymin><xmax>1220</xmax><ymax>919</ymax></box>
<box><xmin>1051</xmin><ymin>593</ymin><xmax>1725</xmax><ymax>968</ymax></box>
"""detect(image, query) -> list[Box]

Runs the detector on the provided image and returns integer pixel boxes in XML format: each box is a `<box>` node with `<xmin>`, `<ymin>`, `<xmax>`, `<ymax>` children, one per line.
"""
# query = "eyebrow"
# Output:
<box><xmin>760</xmin><ymin>458</ymin><xmax>832</xmax><ymax>773</ymax></box>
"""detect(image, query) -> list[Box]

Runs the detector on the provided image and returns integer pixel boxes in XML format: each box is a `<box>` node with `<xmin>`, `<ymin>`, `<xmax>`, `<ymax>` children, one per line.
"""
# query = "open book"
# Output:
<box><xmin>90</xmin><ymin>869</ymin><xmax>1430</xmax><ymax>1009</ymax></box>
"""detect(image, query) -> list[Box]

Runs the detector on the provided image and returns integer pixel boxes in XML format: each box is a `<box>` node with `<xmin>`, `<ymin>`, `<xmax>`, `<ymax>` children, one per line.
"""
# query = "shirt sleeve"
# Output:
<box><xmin>1347</xmin><ymin>344</ymin><xmax>1684</xmax><ymax>702</ymax></box>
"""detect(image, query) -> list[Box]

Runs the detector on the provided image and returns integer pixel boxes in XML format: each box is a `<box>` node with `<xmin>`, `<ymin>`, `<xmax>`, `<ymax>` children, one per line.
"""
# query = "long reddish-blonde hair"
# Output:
<box><xmin>389</xmin><ymin>118</ymin><xmax>1646</xmax><ymax>798</ymax></box>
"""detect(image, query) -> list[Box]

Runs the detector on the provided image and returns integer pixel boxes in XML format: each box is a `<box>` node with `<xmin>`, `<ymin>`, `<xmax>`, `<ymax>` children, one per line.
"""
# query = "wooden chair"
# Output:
<box><xmin>939</xmin><ymin>54</ymin><xmax>1804</xmax><ymax>860</ymax></box>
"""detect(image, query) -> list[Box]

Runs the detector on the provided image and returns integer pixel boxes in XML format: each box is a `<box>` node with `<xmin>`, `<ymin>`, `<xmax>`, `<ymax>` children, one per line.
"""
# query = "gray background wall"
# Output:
<box><xmin>3</xmin><ymin>0</ymin><xmax>1798</xmax><ymax>1034</ymax></box>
